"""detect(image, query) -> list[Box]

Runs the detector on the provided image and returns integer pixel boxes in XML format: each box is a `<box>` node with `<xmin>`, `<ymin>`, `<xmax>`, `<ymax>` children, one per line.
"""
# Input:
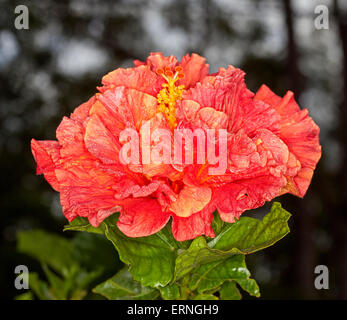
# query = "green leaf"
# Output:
<box><xmin>235</xmin><ymin>277</ymin><xmax>260</xmax><ymax>297</ymax></box>
<box><xmin>64</xmin><ymin>215</ymin><xmax>177</xmax><ymax>288</ymax></box>
<box><xmin>63</xmin><ymin>217</ymin><xmax>103</xmax><ymax>235</ymax></box>
<box><xmin>159</xmin><ymin>283</ymin><xmax>180</xmax><ymax>300</ymax></box>
<box><xmin>17</xmin><ymin>230</ymin><xmax>76</xmax><ymax>276</ymax></box>
<box><xmin>193</xmin><ymin>293</ymin><xmax>219</xmax><ymax>300</ymax></box>
<box><xmin>175</xmin><ymin>202</ymin><xmax>290</xmax><ymax>281</ymax></box>
<box><xmin>175</xmin><ymin>237</ymin><xmax>208</xmax><ymax>280</ymax></box>
<box><xmin>93</xmin><ymin>268</ymin><xmax>159</xmax><ymax>300</ymax></box>
<box><xmin>41</xmin><ymin>263</ymin><xmax>67</xmax><ymax>300</ymax></box>
<box><xmin>27</xmin><ymin>272</ymin><xmax>54</xmax><ymax>300</ymax></box>
<box><xmin>70</xmin><ymin>289</ymin><xmax>89</xmax><ymax>300</ymax></box>
<box><xmin>219</xmin><ymin>281</ymin><xmax>241</xmax><ymax>300</ymax></box>
<box><xmin>15</xmin><ymin>291</ymin><xmax>34</xmax><ymax>300</ymax></box>
<box><xmin>62</xmin><ymin>202</ymin><xmax>290</xmax><ymax>299</ymax></box>
<box><xmin>208</xmin><ymin>202</ymin><xmax>291</xmax><ymax>254</ymax></box>
<box><xmin>73</xmin><ymin>268</ymin><xmax>105</xmax><ymax>292</ymax></box>
<box><xmin>189</xmin><ymin>254</ymin><xmax>260</xmax><ymax>297</ymax></box>
<box><xmin>70</xmin><ymin>232</ymin><xmax>123</xmax><ymax>293</ymax></box>
<box><xmin>211</xmin><ymin>210</ymin><xmax>225</xmax><ymax>236</ymax></box>
<box><xmin>71</xmin><ymin>232</ymin><xmax>121</xmax><ymax>273</ymax></box>
<box><xmin>57</xmin><ymin>264</ymin><xmax>97</xmax><ymax>299</ymax></box>
<box><xmin>101</xmin><ymin>215</ymin><xmax>176</xmax><ymax>288</ymax></box>
<box><xmin>17</xmin><ymin>229</ymin><xmax>123</xmax><ymax>300</ymax></box>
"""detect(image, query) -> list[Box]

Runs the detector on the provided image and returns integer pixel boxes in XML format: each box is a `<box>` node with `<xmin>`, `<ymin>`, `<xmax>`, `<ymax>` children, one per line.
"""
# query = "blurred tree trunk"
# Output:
<box><xmin>283</xmin><ymin>0</ymin><xmax>316</xmax><ymax>298</ymax></box>
<box><xmin>333</xmin><ymin>0</ymin><xmax>347</xmax><ymax>299</ymax></box>
<box><xmin>283</xmin><ymin>0</ymin><xmax>303</xmax><ymax>97</ymax></box>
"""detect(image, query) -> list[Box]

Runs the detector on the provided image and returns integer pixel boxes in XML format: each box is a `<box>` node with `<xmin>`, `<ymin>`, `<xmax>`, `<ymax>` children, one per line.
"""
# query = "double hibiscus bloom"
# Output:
<box><xmin>31</xmin><ymin>52</ymin><xmax>321</xmax><ymax>241</ymax></box>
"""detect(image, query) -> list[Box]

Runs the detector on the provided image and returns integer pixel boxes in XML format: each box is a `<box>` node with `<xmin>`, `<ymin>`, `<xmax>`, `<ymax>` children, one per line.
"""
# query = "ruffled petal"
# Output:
<box><xmin>178</xmin><ymin>53</ymin><xmax>209</xmax><ymax>89</ymax></box>
<box><xmin>214</xmin><ymin>174</ymin><xmax>286</xmax><ymax>223</ymax></box>
<box><xmin>144</xmin><ymin>52</ymin><xmax>178</xmax><ymax>72</ymax></box>
<box><xmin>56</xmin><ymin>166</ymin><xmax>118</xmax><ymax>224</ymax></box>
<box><xmin>117</xmin><ymin>198</ymin><xmax>170</xmax><ymax>237</ymax></box>
<box><xmin>171</xmin><ymin>205</ymin><xmax>215</xmax><ymax>241</ymax></box>
<box><xmin>176</xmin><ymin>99</ymin><xmax>201</xmax><ymax>123</ymax></box>
<box><xmin>91</xmin><ymin>86</ymin><xmax>158</xmax><ymax>135</ymax></box>
<box><xmin>184</xmin><ymin>66</ymin><xmax>254</xmax><ymax>132</ymax></box>
<box><xmin>55</xmin><ymin>114</ymin><xmax>121</xmax><ymax>224</ymax></box>
<box><xmin>56</xmin><ymin>116</ymin><xmax>87</xmax><ymax>157</ymax></box>
<box><xmin>138</xmin><ymin>113</ymin><xmax>178</xmax><ymax>179</ymax></box>
<box><xmin>255</xmin><ymin>85</ymin><xmax>321</xmax><ymax>197</ymax></box>
<box><xmin>195</xmin><ymin>107</ymin><xmax>228</xmax><ymax>130</ymax></box>
<box><xmin>113</xmin><ymin>179</ymin><xmax>163</xmax><ymax>199</ymax></box>
<box><xmin>31</xmin><ymin>139</ymin><xmax>61</xmax><ymax>191</ymax></box>
<box><xmin>101</xmin><ymin>65</ymin><xmax>163</xmax><ymax>97</ymax></box>
<box><xmin>169</xmin><ymin>184</ymin><xmax>212</xmax><ymax>217</ymax></box>
<box><xmin>240</xmin><ymin>99</ymin><xmax>280</xmax><ymax>136</ymax></box>
<box><xmin>84</xmin><ymin>114</ymin><xmax>122</xmax><ymax>165</ymax></box>
<box><xmin>70</xmin><ymin>95</ymin><xmax>95</xmax><ymax>125</ymax></box>
<box><xmin>176</xmin><ymin>101</ymin><xmax>227</xmax><ymax>130</ymax></box>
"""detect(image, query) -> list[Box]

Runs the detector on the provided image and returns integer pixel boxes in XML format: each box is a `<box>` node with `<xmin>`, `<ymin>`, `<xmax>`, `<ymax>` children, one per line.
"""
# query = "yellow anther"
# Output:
<box><xmin>156</xmin><ymin>67</ymin><xmax>185</xmax><ymax>130</ymax></box>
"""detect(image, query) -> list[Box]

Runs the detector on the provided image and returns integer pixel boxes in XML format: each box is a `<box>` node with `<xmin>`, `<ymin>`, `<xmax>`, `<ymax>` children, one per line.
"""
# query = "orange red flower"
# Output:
<box><xmin>31</xmin><ymin>52</ymin><xmax>321</xmax><ymax>241</ymax></box>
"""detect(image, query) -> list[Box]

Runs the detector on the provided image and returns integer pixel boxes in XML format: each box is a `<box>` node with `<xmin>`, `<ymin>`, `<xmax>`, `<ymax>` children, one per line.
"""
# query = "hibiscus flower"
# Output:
<box><xmin>31</xmin><ymin>52</ymin><xmax>321</xmax><ymax>241</ymax></box>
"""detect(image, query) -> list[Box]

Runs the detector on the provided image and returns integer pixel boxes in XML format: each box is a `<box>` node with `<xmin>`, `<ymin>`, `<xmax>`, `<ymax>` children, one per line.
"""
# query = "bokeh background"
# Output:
<box><xmin>1</xmin><ymin>0</ymin><xmax>347</xmax><ymax>299</ymax></box>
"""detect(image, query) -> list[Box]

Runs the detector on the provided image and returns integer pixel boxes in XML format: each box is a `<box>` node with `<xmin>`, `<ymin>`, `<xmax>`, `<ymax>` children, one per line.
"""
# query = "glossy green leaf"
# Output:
<box><xmin>62</xmin><ymin>202</ymin><xmax>290</xmax><ymax>299</ymax></box>
<box><xmin>234</xmin><ymin>277</ymin><xmax>260</xmax><ymax>297</ymax></box>
<box><xmin>65</xmin><ymin>215</ymin><xmax>177</xmax><ymax>288</ymax></box>
<box><xmin>175</xmin><ymin>202</ymin><xmax>290</xmax><ymax>281</ymax></box>
<box><xmin>219</xmin><ymin>281</ymin><xmax>241</xmax><ymax>300</ymax></box>
<box><xmin>159</xmin><ymin>283</ymin><xmax>180</xmax><ymax>300</ymax></box>
<box><xmin>211</xmin><ymin>210</ymin><xmax>225</xmax><ymax>236</ymax></box>
<box><xmin>93</xmin><ymin>268</ymin><xmax>159</xmax><ymax>300</ymax></box>
<box><xmin>189</xmin><ymin>254</ymin><xmax>259</xmax><ymax>297</ymax></box>
<box><xmin>63</xmin><ymin>217</ymin><xmax>103</xmax><ymax>235</ymax></box>
<box><xmin>193</xmin><ymin>293</ymin><xmax>219</xmax><ymax>300</ymax></box>
<box><xmin>175</xmin><ymin>236</ymin><xmax>209</xmax><ymax>280</ymax></box>
<box><xmin>208</xmin><ymin>202</ymin><xmax>291</xmax><ymax>253</ymax></box>
<box><xmin>102</xmin><ymin>217</ymin><xmax>176</xmax><ymax>288</ymax></box>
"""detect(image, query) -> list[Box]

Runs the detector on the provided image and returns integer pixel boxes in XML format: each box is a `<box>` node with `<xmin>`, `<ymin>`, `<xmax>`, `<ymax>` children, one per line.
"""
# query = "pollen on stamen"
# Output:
<box><xmin>156</xmin><ymin>65</ymin><xmax>185</xmax><ymax>130</ymax></box>
<box><xmin>175</xmin><ymin>66</ymin><xmax>183</xmax><ymax>72</ymax></box>
<box><xmin>156</xmin><ymin>68</ymin><xmax>164</xmax><ymax>75</ymax></box>
<box><xmin>165</xmin><ymin>70</ymin><xmax>174</xmax><ymax>77</ymax></box>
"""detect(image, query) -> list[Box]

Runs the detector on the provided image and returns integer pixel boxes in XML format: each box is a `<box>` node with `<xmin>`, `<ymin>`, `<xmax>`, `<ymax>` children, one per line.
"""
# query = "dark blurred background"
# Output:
<box><xmin>1</xmin><ymin>0</ymin><xmax>347</xmax><ymax>299</ymax></box>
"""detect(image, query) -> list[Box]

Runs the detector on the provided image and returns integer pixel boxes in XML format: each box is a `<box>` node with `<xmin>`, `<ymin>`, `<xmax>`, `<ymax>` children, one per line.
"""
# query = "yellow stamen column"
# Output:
<box><xmin>156</xmin><ymin>66</ymin><xmax>185</xmax><ymax>130</ymax></box>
